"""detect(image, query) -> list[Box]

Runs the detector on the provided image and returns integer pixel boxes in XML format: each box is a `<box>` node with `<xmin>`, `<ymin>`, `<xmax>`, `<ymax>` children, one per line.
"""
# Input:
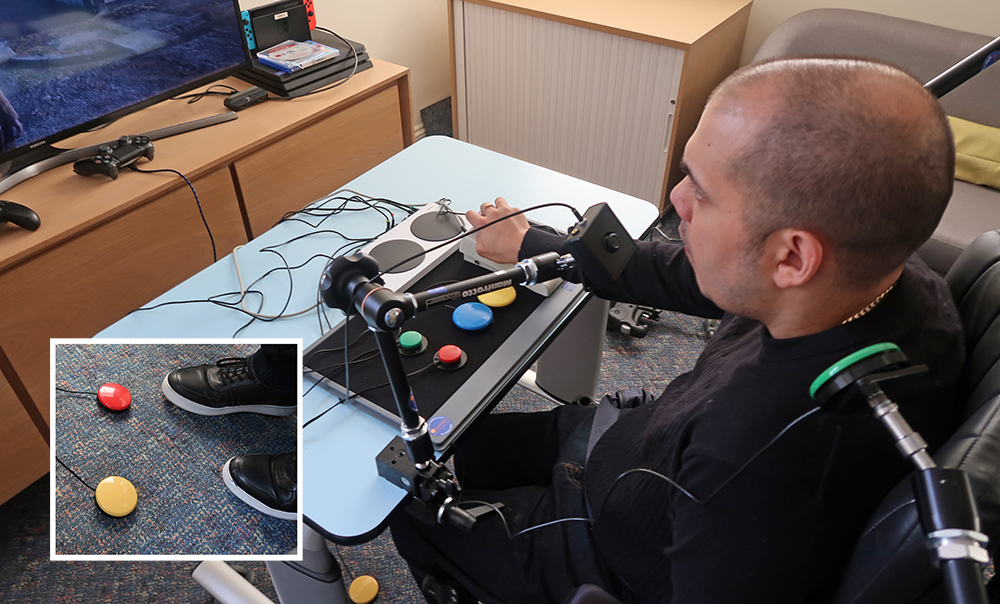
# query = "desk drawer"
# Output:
<box><xmin>0</xmin><ymin>167</ymin><xmax>246</xmax><ymax>426</ymax></box>
<box><xmin>234</xmin><ymin>85</ymin><xmax>406</xmax><ymax>236</ymax></box>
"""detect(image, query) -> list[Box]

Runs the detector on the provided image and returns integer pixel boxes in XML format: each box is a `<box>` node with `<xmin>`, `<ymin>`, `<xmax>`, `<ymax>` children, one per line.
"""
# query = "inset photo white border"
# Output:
<box><xmin>50</xmin><ymin>338</ymin><xmax>303</xmax><ymax>562</ymax></box>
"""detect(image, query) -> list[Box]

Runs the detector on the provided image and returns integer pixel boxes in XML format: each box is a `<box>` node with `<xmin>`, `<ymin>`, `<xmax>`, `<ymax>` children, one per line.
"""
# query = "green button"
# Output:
<box><xmin>399</xmin><ymin>330</ymin><xmax>423</xmax><ymax>350</ymax></box>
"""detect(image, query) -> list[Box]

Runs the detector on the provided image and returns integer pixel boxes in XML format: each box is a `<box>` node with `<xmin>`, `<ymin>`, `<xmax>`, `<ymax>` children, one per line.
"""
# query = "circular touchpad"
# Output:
<box><xmin>410</xmin><ymin>212</ymin><xmax>464</xmax><ymax>241</ymax></box>
<box><xmin>368</xmin><ymin>239</ymin><xmax>425</xmax><ymax>274</ymax></box>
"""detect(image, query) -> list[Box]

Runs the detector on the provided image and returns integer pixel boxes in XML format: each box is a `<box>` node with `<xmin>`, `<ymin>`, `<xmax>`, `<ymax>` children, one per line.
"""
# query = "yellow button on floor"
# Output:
<box><xmin>95</xmin><ymin>476</ymin><xmax>138</xmax><ymax>517</ymax></box>
<box><xmin>349</xmin><ymin>575</ymin><xmax>379</xmax><ymax>604</ymax></box>
<box><xmin>477</xmin><ymin>286</ymin><xmax>516</xmax><ymax>308</ymax></box>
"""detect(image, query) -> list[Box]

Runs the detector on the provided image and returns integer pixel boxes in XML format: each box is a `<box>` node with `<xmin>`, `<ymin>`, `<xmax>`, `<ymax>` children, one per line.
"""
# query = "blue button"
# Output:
<box><xmin>428</xmin><ymin>415</ymin><xmax>454</xmax><ymax>437</ymax></box>
<box><xmin>452</xmin><ymin>302</ymin><xmax>493</xmax><ymax>331</ymax></box>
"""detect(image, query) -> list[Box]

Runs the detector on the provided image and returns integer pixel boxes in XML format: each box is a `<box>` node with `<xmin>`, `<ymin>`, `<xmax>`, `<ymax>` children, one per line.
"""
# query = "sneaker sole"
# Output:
<box><xmin>222</xmin><ymin>458</ymin><xmax>298</xmax><ymax>521</ymax></box>
<box><xmin>161</xmin><ymin>375</ymin><xmax>297</xmax><ymax>416</ymax></box>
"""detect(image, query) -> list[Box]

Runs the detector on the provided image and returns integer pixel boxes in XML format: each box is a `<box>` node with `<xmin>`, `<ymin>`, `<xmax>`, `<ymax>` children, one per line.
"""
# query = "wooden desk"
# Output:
<box><xmin>0</xmin><ymin>59</ymin><xmax>413</xmax><ymax>505</ymax></box>
<box><xmin>449</xmin><ymin>0</ymin><xmax>752</xmax><ymax>210</ymax></box>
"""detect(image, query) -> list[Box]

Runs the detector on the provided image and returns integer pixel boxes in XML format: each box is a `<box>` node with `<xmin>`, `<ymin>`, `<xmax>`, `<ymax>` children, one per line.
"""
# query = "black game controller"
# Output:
<box><xmin>73</xmin><ymin>135</ymin><xmax>154</xmax><ymax>180</ymax></box>
<box><xmin>0</xmin><ymin>200</ymin><xmax>41</xmax><ymax>231</ymax></box>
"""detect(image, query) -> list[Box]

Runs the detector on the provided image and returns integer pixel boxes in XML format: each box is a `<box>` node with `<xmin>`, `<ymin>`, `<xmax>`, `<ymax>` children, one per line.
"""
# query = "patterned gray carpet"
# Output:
<box><xmin>53</xmin><ymin>343</ymin><xmax>296</xmax><ymax>556</ymax></box>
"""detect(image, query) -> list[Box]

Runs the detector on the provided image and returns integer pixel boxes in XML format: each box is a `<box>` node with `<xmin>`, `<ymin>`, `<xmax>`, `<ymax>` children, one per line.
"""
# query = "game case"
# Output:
<box><xmin>256</xmin><ymin>39</ymin><xmax>340</xmax><ymax>73</ymax></box>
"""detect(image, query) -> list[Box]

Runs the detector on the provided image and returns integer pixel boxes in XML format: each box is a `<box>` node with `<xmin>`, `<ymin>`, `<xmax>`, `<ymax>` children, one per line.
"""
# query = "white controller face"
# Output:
<box><xmin>458</xmin><ymin>234</ymin><xmax>560</xmax><ymax>297</ymax></box>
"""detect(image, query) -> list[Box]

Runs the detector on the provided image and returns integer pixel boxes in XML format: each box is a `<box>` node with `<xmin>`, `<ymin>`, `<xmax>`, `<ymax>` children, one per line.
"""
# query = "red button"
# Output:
<box><xmin>438</xmin><ymin>345</ymin><xmax>463</xmax><ymax>365</ymax></box>
<box><xmin>98</xmin><ymin>383</ymin><xmax>131</xmax><ymax>411</ymax></box>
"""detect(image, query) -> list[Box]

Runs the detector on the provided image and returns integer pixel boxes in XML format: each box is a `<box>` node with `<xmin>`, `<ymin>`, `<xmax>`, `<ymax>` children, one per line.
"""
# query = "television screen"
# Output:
<box><xmin>0</xmin><ymin>0</ymin><xmax>249</xmax><ymax>165</ymax></box>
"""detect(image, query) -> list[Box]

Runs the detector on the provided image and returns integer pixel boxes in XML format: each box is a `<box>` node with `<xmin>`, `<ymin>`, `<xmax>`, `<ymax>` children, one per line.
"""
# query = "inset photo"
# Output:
<box><xmin>50</xmin><ymin>340</ymin><xmax>301</xmax><ymax>559</ymax></box>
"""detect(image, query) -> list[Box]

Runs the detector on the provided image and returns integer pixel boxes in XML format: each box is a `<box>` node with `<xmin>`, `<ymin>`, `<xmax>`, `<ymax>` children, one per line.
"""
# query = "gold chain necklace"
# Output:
<box><xmin>842</xmin><ymin>281</ymin><xmax>897</xmax><ymax>325</ymax></box>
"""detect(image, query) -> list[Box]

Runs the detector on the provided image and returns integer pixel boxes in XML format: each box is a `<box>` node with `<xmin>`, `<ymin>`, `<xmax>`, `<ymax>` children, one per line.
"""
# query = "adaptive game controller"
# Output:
<box><xmin>0</xmin><ymin>200</ymin><xmax>41</xmax><ymax>231</ymax></box>
<box><xmin>73</xmin><ymin>135</ymin><xmax>154</xmax><ymax>180</ymax></box>
<box><xmin>241</xmin><ymin>9</ymin><xmax>256</xmax><ymax>50</ymax></box>
<box><xmin>302</xmin><ymin>0</ymin><xmax>316</xmax><ymax>29</ymax></box>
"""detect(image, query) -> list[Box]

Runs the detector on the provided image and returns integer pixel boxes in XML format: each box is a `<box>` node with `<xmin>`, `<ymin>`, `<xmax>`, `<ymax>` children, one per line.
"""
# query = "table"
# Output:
<box><xmin>99</xmin><ymin>136</ymin><xmax>660</xmax><ymax>543</ymax></box>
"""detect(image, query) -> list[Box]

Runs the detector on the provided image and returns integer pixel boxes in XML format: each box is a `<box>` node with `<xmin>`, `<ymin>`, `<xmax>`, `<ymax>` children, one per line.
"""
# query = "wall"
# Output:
<box><xmin>239</xmin><ymin>0</ymin><xmax>453</xmax><ymax>132</ymax></box>
<box><xmin>742</xmin><ymin>0</ymin><xmax>1000</xmax><ymax>64</ymax></box>
<box><xmin>238</xmin><ymin>1</ymin><xmax>999</xmax><ymax>126</ymax></box>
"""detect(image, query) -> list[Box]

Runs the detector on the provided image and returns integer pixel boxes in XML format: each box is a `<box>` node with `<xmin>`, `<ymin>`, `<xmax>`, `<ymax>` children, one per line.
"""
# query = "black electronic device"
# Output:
<box><xmin>0</xmin><ymin>0</ymin><xmax>249</xmax><ymax>192</ymax></box>
<box><xmin>564</xmin><ymin>202</ymin><xmax>636</xmax><ymax>290</ymax></box>
<box><xmin>72</xmin><ymin>136</ymin><xmax>154</xmax><ymax>180</ymax></box>
<box><xmin>0</xmin><ymin>200</ymin><xmax>40</xmax><ymax>231</ymax></box>
<box><xmin>248</xmin><ymin>0</ymin><xmax>312</xmax><ymax>52</ymax></box>
<box><xmin>224</xmin><ymin>87</ymin><xmax>269</xmax><ymax>111</ymax></box>
<box><xmin>607</xmin><ymin>302</ymin><xmax>660</xmax><ymax>338</ymax></box>
<box><xmin>237</xmin><ymin>32</ymin><xmax>371</xmax><ymax>98</ymax></box>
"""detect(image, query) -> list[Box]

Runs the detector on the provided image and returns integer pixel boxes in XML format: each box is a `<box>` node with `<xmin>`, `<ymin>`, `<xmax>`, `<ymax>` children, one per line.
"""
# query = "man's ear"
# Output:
<box><xmin>769</xmin><ymin>228</ymin><xmax>824</xmax><ymax>289</ymax></box>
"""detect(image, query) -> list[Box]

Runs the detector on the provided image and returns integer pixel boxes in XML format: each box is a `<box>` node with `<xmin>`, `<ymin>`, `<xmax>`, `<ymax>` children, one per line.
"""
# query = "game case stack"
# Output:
<box><xmin>238</xmin><ymin>30</ymin><xmax>373</xmax><ymax>98</ymax></box>
<box><xmin>256</xmin><ymin>39</ymin><xmax>339</xmax><ymax>73</ymax></box>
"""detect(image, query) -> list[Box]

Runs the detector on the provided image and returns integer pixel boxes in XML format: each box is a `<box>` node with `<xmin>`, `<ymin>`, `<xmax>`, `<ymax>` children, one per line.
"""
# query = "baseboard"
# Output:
<box><xmin>413</xmin><ymin>121</ymin><xmax>426</xmax><ymax>142</ymax></box>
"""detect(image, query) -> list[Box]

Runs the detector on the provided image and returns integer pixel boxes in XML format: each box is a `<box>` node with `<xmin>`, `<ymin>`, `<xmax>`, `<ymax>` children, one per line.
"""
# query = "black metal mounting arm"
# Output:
<box><xmin>811</xmin><ymin>344</ymin><xmax>990</xmax><ymax>604</ymax></box>
<box><xmin>318</xmin><ymin>250</ymin><xmax>573</xmax><ymax>531</ymax></box>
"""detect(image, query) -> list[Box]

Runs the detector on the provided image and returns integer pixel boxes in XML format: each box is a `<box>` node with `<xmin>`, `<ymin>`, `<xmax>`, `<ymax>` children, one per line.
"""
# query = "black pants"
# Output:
<box><xmin>247</xmin><ymin>344</ymin><xmax>297</xmax><ymax>394</ymax></box>
<box><xmin>389</xmin><ymin>403</ymin><xmax>623</xmax><ymax>604</ymax></box>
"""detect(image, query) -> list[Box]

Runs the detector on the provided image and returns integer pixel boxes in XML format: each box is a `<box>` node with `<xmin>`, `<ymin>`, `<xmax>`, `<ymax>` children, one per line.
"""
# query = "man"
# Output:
<box><xmin>390</xmin><ymin>58</ymin><xmax>964</xmax><ymax>603</ymax></box>
<box><xmin>162</xmin><ymin>343</ymin><xmax>298</xmax><ymax>520</ymax></box>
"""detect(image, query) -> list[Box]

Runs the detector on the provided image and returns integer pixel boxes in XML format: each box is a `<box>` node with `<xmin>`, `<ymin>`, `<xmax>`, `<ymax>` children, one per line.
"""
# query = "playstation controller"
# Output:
<box><xmin>73</xmin><ymin>135</ymin><xmax>154</xmax><ymax>180</ymax></box>
<box><xmin>0</xmin><ymin>200</ymin><xmax>41</xmax><ymax>231</ymax></box>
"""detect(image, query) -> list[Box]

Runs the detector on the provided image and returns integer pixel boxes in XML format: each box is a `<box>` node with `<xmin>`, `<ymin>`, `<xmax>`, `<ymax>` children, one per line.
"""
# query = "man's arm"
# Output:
<box><xmin>466</xmin><ymin>197</ymin><xmax>722</xmax><ymax>318</ymax></box>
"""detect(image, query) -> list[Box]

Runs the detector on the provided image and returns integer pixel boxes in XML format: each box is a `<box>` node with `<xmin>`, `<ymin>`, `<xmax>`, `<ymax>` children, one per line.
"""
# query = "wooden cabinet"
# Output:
<box><xmin>234</xmin><ymin>85</ymin><xmax>408</xmax><ymax>236</ymax></box>
<box><xmin>449</xmin><ymin>0</ymin><xmax>752</xmax><ymax>210</ymax></box>
<box><xmin>0</xmin><ymin>371</ymin><xmax>48</xmax><ymax>505</ymax></box>
<box><xmin>0</xmin><ymin>59</ymin><xmax>413</xmax><ymax>505</ymax></box>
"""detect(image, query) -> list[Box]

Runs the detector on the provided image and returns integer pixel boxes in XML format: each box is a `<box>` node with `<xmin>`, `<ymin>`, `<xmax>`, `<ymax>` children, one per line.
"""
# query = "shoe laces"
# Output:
<box><xmin>215</xmin><ymin>357</ymin><xmax>251</xmax><ymax>385</ymax></box>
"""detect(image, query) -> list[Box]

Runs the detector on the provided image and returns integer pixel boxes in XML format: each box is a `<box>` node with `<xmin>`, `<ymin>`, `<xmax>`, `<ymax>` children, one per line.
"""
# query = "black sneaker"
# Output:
<box><xmin>161</xmin><ymin>357</ymin><xmax>296</xmax><ymax>416</ymax></box>
<box><xmin>222</xmin><ymin>453</ymin><xmax>297</xmax><ymax>520</ymax></box>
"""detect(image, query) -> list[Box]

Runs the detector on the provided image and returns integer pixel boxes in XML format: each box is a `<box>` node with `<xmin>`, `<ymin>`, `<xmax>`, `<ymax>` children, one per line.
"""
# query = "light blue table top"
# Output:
<box><xmin>99</xmin><ymin>136</ymin><xmax>660</xmax><ymax>542</ymax></box>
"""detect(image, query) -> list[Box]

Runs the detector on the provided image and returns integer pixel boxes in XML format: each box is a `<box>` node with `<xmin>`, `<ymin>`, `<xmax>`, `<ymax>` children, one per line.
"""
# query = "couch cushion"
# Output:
<box><xmin>949</xmin><ymin>116</ymin><xmax>1000</xmax><ymax>190</ymax></box>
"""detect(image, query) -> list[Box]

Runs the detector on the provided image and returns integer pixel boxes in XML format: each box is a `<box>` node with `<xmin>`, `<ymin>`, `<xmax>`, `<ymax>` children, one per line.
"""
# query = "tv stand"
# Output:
<box><xmin>0</xmin><ymin>112</ymin><xmax>239</xmax><ymax>196</ymax></box>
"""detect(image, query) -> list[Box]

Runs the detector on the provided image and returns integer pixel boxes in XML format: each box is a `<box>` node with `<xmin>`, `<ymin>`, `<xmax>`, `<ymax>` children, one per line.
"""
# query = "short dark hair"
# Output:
<box><xmin>715</xmin><ymin>58</ymin><xmax>954</xmax><ymax>287</ymax></box>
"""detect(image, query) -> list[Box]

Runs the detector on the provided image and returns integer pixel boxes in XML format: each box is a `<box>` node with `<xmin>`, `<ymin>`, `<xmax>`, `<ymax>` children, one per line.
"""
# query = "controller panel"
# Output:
<box><xmin>304</xmin><ymin>200</ymin><xmax>587</xmax><ymax>450</ymax></box>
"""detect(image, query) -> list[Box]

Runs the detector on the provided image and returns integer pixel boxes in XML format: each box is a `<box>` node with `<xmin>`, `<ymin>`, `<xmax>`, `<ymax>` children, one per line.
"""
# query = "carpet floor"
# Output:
<box><xmin>53</xmin><ymin>343</ymin><xmax>297</xmax><ymax>557</ymax></box>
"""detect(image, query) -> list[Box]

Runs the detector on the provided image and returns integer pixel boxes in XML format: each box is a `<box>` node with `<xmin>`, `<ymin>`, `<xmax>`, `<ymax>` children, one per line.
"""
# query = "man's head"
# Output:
<box><xmin>671</xmin><ymin>58</ymin><xmax>954</xmax><ymax>317</ymax></box>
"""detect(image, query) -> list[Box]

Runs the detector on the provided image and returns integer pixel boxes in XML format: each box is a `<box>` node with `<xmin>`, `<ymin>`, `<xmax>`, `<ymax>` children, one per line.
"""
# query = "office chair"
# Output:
<box><xmin>566</xmin><ymin>230</ymin><xmax>1000</xmax><ymax>604</ymax></box>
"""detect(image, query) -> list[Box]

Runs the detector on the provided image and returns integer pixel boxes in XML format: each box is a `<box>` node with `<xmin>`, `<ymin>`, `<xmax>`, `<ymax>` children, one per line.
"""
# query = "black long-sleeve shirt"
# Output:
<box><xmin>520</xmin><ymin>228</ymin><xmax>965</xmax><ymax>603</ymax></box>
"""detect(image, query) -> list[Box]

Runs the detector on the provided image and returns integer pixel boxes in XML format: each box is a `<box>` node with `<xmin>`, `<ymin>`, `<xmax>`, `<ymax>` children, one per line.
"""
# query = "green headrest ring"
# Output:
<box><xmin>809</xmin><ymin>343</ymin><xmax>901</xmax><ymax>399</ymax></box>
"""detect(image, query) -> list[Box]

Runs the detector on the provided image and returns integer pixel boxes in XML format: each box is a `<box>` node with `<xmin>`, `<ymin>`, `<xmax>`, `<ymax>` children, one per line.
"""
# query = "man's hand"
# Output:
<box><xmin>465</xmin><ymin>197</ymin><xmax>530</xmax><ymax>264</ymax></box>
